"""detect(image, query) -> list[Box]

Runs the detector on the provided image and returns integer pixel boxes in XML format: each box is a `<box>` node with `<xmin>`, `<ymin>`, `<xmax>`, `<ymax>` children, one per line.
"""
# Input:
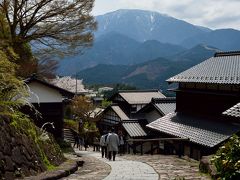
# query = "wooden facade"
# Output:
<box><xmin>147</xmin><ymin>51</ymin><xmax>240</xmax><ymax>160</ymax></box>
<box><xmin>25</xmin><ymin>76</ymin><xmax>74</xmax><ymax>139</ymax></box>
<box><xmin>97</xmin><ymin>108</ymin><xmax>122</xmax><ymax>134</ymax></box>
<box><xmin>97</xmin><ymin>90</ymin><xmax>166</xmax><ymax>138</ymax></box>
<box><xmin>32</xmin><ymin>102</ymin><xmax>64</xmax><ymax>139</ymax></box>
<box><xmin>176</xmin><ymin>83</ymin><xmax>240</xmax><ymax>117</ymax></box>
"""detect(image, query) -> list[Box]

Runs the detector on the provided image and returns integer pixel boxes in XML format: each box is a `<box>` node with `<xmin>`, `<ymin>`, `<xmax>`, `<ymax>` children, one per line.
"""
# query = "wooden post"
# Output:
<box><xmin>190</xmin><ymin>146</ymin><xmax>193</xmax><ymax>159</ymax></box>
<box><xmin>133</xmin><ymin>143</ymin><xmax>136</xmax><ymax>154</ymax></box>
<box><xmin>141</xmin><ymin>142</ymin><xmax>143</xmax><ymax>155</ymax></box>
<box><xmin>151</xmin><ymin>143</ymin><xmax>153</xmax><ymax>155</ymax></box>
<box><xmin>178</xmin><ymin>143</ymin><xmax>182</xmax><ymax>158</ymax></box>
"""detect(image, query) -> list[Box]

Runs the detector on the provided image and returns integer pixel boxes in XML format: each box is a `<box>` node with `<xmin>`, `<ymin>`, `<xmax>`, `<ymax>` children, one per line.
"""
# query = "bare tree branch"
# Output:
<box><xmin>0</xmin><ymin>0</ymin><xmax>97</xmax><ymax>56</ymax></box>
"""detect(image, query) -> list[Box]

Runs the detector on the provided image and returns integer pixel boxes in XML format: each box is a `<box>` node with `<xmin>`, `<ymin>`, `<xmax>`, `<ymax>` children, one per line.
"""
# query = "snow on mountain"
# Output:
<box><xmin>95</xmin><ymin>9</ymin><xmax>209</xmax><ymax>44</ymax></box>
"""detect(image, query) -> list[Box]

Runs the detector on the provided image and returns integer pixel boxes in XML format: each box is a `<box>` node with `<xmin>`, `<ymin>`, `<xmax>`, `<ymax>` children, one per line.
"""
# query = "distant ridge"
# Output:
<box><xmin>181</xmin><ymin>29</ymin><xmax>240</xmax><ymax>50</ymax></box>
<box><xmin>76</xmin><ymin>44</ymin><xmax>218</xmax><ymax>94</ymax></box>
<box><xmin>58</xmin><ymin>9</ymin><xmax>240</xmax><ymax>83</ymax></box>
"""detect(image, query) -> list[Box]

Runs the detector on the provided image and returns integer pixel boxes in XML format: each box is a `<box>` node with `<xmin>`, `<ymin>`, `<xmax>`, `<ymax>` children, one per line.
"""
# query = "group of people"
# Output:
<box><xmin>99</xmin><ymin>128</ymin><xmax>125</xmax><ymax>161</ymax></box>
<box><xmin>73</xmin><ymin>134</ymin><xmax>88</xmax><ymax>151</ymax></box>
<box><xmin>73</xmin><ymin>127</ymin><xmax>125</xmax><ymax>161</ymax></box>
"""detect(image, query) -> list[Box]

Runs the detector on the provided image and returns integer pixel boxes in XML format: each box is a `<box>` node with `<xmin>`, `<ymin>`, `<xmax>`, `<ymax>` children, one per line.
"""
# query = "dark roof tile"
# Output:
<box><xmin>147</xmin><ymin>112</ymin><xmax>240</xmax><ymax>147</ymax></box>
<box><xmin>167</xmin><ymin>52</ymin><xmax>240</xmax><ymax>84</ymax></box>
<box><xmin>222</xmin><ymin>103</ymin><xmax>240</xmax><ymax>118</ymax></box>
<box><xmin>122</xmin><ymin>122</ymin><xmax>147</xmax><ymax>137</ymax></box>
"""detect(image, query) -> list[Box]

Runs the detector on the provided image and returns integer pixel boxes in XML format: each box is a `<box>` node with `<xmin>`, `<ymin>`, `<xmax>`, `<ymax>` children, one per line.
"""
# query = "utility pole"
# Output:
<box><xmin>75</xmin><ymin>73</ymin><xmax>78</xmax><ymax>96</ymax></box>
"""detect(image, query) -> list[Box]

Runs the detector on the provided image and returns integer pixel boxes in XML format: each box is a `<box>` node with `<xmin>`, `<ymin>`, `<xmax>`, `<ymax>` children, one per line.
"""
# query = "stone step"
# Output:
<box><xmin>63</xmin><ymin>128</ymin><xmax>75</xmax><ymax>143</ymax></box>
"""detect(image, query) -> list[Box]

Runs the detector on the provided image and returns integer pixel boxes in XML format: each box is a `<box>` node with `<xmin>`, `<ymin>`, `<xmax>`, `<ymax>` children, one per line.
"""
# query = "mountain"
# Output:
<box><xmin>57</xmin><ymin>9</ymin><xmax>240</xmax><ymax>76</ymax></box>
<box><xmin>58</xmin><ymin>32</ymin><xmax>186</xmax><ymax>75</ymax></box>
<box><xmin>129</xmin><ymin>40</ymin><xmax>186</xmax><ymax>64</ymax></box>
<box><xmin>181</xmin><ymin>29</ymin><xmax>240</xmax><ymax>50</ymax></box>
<box><xmin>76</xmin><ymin>64</ymin><xmax>133</xmax><ymax>84</ymax></box>
<box><xmin>57</xmin><ymin>32</ymin><xmax>140</xmax><ymax>75</ymax></box>
<box><xmin>77</xmin><ymin>58</ymin><xmax>192</xmax><ymax>95</ymax></box>
<box><xmin>93</xmin><ymin>31</ymin><xmax>140</xmax><ymax>65</ymax></box>
<box><xmin>171</xmin><ymin>44</ymin><xmax>220</xmax><ymax>63</ymax></box>
<box><xmin>95</xmin><ymin>9</ymin><xmax>208</xmax><ymax>44</ymax></box>
<box><xmin>76</xmin><ymin>45</ymin><xmax>218</xmax><ymax>93</ymax></box>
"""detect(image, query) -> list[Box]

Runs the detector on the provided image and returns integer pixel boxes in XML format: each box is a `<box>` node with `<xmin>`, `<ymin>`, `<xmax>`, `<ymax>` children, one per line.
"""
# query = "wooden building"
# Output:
<box><xmin>109</xmin><ymin>89</ymin><xmax>166</xmax><ymax>118</ymax></box>
<box><xmin>25</xmin><ymin>76</ymin><xmax>74</xmax><ymax>139</ymax></box>
<box><xmin>137</xmin><ymin>97</ymin><xmax>176</xmax><ymax>123</ymax></box>
<box><xmin>97</xmin><ymin>90</ymin><xmax>165</xmax><ymax>138</ymax></box>
<box><xmin>97</xmin><ymin>104</ymin><xmax>147</xmax><ymax>138</ymax></box>
<box><xmin>147</xmin><ymin>51</ymin><xmax>240</xmax><ymax>160</ymax></box>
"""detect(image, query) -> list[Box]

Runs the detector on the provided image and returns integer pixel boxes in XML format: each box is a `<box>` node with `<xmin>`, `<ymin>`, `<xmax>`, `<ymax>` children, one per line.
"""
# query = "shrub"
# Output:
<box><xmin>211</xmin><ymin>134</ymin><xmax>240</xmax><ymax>179</ymax></box>
<box><xmin>64</xmin><ymin>119</ymin><xmax>78</xmax><ymax>132</ymax></box>
<box><xmin>57</xmin><ymin>139</ymin><xmax>74</xmax><ymax>153</ymax></box>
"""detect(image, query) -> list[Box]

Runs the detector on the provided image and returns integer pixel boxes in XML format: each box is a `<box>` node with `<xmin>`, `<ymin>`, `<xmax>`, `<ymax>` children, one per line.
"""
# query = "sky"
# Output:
<box><xmin>92</xmin><ymin>0</ymin><xmax>240</xmax><ymax>30</ymax></box>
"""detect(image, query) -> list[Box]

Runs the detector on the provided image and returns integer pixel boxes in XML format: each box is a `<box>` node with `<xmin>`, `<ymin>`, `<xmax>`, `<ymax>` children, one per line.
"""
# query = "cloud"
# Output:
<box><xmin>93</xmin><ymin>0</ymin><xmax>240</xmax><ymax>30</ymax></box>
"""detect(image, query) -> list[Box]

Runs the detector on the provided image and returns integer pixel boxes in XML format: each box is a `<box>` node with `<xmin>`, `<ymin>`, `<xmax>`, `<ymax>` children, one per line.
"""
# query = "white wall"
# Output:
<box><xmin>28</xmin><ymin>82</ymin><xmax>62</xmax><ymax>103</ymax></box>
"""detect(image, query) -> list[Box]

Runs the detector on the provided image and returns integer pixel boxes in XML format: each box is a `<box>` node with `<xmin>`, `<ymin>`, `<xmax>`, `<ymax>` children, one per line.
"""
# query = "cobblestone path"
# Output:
<box><xmin>62</xmin><ymin>149</ymin><xmax>211</xmax><ymax>180</ymax></box>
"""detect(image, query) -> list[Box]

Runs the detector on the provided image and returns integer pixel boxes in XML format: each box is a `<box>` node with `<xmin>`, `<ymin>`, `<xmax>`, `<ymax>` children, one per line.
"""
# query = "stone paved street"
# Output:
<box><xmin>121</xmin><ymin>154</ymin><xmax>211</xmax><ymax>180</ymax></box>
<box><xmin>61</xmin><ymin>152</ymin><xmax>110</xmax><ymax>180</ymax></box>
<box><xmin>62</xmin><ymin>148</ymin><xmax>211</xmax><ymax>180</ymax></box>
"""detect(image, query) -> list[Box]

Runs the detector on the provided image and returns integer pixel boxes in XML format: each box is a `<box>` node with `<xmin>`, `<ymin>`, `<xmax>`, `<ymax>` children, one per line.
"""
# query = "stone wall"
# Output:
<box><xmin>0</xmin><ymin>115</ymin><xmax>65</xmax><ymax>179</ymax></box>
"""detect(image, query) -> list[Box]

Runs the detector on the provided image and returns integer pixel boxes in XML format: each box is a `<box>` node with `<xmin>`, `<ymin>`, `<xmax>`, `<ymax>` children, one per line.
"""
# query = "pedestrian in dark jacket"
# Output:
<box><xmin>73</xmin><ymin>134</ymin><xmax>80</xmax><ymax>148</ymax></box>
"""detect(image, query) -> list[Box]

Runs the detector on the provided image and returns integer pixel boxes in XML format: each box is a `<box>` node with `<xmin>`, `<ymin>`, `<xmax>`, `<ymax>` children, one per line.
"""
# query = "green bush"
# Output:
<box><xmin>57</xmin><ymin>139</ymin><xmax>74</xmax><ymax>153</ymax></box>
<box><xmin>211</xmin><ymin>134</ymin><xmax>240</xmax><ymax>179</ymax></box>
<box><xmin>64</xmin><ymin>119</ymin><xmax>78</xmax><ymax>132</ymax></box>
<box><xmin>10</xmin><ymin>112</ymin><xmax>65</xmax><ymax>170</ymax></box>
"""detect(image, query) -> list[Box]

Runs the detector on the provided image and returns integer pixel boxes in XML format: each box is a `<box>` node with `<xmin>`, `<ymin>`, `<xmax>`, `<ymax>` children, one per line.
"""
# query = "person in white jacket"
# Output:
<box><xmin>99</xmin><ymin>132</ymin><xmax>108</xmax><ymax>158</ymax></box>
<box><xmin>106</xmin><ymin>127</ymin><xmax>119</xmax><ymax>161</ymax></box>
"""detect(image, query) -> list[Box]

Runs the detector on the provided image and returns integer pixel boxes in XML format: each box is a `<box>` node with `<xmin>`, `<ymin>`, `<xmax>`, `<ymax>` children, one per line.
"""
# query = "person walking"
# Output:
<box><xmin>73</xmin><ymin>133</ymin><xmax>80</xmax><ymax>148</ymax></box>
<box><xmin>106</xmin><ymin>128</ymin><xmax>119</xmax><ymax>161</ymax></box>
<box><xmin>100</xmin><ymin>132</ymin><xmax>108</xmax><ymax>158</ymax></box>
<box><xmin>119</xmin><ymin>132</ymin><xmax>125</xmax><ymax>155</ymax></box>
<box><xmin>79</xmin><ymin>137</ymin><xmax>84</xmax><ymax>150</ymax></box>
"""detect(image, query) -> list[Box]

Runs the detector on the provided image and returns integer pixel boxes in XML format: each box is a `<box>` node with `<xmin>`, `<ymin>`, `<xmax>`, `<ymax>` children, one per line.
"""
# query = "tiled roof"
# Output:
<box><xmin>89</xmin><ymin>108</ymin><xmax>104</xmax><ymax>118</ymax></box>
<box><xmin>111</xmin><ymin>105</ymin><xmax>129</xmax><ymax>120</ymax></box>
<box><xmin>152</xmin><ymin>98</ymin><xmax>176</xmax><ymax>115</ymax></box>
<box><xmin>222</xmin><ymin>103</ymin><xmax>240</xmax><ymax>118</ymax></box>
<box><xmin>147</xmin><ymin>112</ymin><xmax>240</xmax><ymax>147</ymax></box>
<box><xmin>119</xmin><ymin>90</ymin><xmax>166</xmax><ymax>104</ymax></box>
<box><xmin>25</xmin><ymin>76</ymin><xmax>74</xmax><ymax>97</ymax></box>
<box><xmin>122</xmin><ymin>121</ymin><xmax>147</xmax><ymax>137</ymax></box>
<box><xmin>167</xmin><ymin>52</ymin><xmax>240</xmax><ymax>84</ymax></box>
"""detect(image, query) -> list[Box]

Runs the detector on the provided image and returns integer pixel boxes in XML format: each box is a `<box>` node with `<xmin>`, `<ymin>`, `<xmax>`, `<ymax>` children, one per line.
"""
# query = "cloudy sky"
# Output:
<box><xmin>92</xmin><ymin>0</ymin><xmax>240</xmax><ymax>30</ymax></box>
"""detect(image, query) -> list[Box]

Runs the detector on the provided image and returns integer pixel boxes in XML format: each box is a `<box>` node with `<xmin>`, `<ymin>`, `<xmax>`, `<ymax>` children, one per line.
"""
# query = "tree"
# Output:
<box><xmin>101</xmin><ymin>99</ymin><xmax>112</xmax><ymax>108</ymax></box>
<box><xmin>0</xmin><ymin>46</ymin><xmax>28</xmax><ymax>115</ymax></box>
<box><xmin>71</xmin><ymin>96</ymin><xmax>97</xmax><ymax>133</ymax></box>
<box><xmin>71</xmin><ymin>96</ymin><xmax>94</xmax><ymax>121</ymax></box>
<box><xmin>0</xmin><ymin>0</ymin><xmax>97</xmax><ymax>77</ymax></box>
<box><xmin>0</xmin><ymin>10</ymin><xmax>10</xmax><ymax>40</ymax></box>
<box><xmin>37</xmin><ymin>58</ymin><xmax>59</xmax><ymax>79</ymax></box>
<box><xmin>103</xmin><ymin>83</ymin><xmax>137</xmax><ymax>99</ymax></box>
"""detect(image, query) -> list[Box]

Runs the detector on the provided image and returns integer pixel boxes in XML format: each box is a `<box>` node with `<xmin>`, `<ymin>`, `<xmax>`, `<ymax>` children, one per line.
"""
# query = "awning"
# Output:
<box><xmin>122</xmin><ymin>121</ymin><xmax>147</xmax><ymax>138</ymax></box>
